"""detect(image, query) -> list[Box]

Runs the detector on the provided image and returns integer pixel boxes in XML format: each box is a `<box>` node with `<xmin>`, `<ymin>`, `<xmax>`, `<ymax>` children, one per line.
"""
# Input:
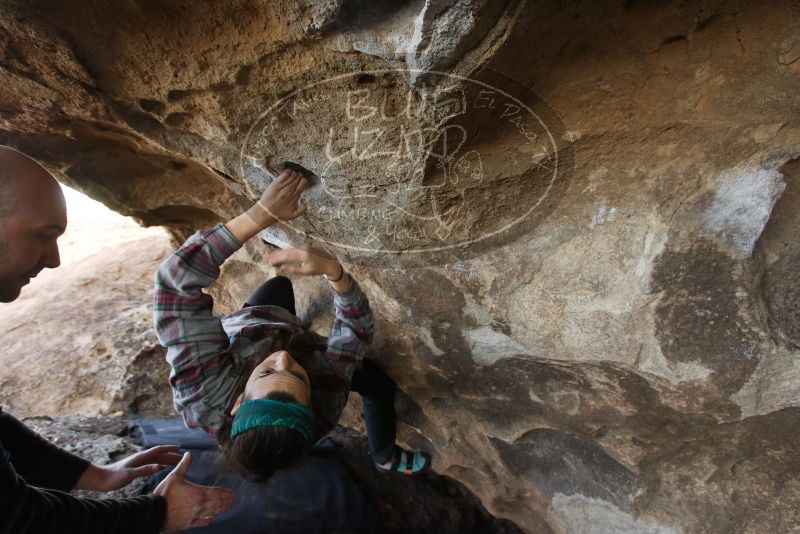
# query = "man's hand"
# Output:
<box><xmin>76</xmin><ymin>444</ymin><xmax>183</xmax><ymax>492</ymax></box>
<box><xmin>155</xmin><ymin>452</ymin><xmax>236</xmax><ymax>533</ymax></box>
<box><xmin>247</xmin><ymin>169</ymin><xmax>308</xmax><ymax>227</ymax></box>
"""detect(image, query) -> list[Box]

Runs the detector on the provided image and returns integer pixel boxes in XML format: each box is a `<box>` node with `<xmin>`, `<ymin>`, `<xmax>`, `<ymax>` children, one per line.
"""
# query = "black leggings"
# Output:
<box><xmin>244</xmin><ymin>275</ymin><xmax>297</xmax><ymax>315</ymax></box>
<box><xmin>244</xmin><ymin>276</ymin><xmax>396</xmax><ymax>464</ymax></box>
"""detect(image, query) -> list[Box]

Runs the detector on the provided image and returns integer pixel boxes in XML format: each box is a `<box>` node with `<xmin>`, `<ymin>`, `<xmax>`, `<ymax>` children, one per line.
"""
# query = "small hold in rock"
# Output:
<box><xmin>167</xmin><ymin>89</ymin><xmax>196</xmax><ymax>101</ymax></box>
<box><xmin>138</xmin><ymin>99</ymin><xmax>165</xmax><ymax>114</ymax></box>
<box><xmin>165</xmin><ymin>112</ymin><xmax>192</xmax><ymax>128</ymax></box>
<box><xmin>235</xmin><ymin>65</ymin><xmax>253</xmax><ymax>86</ymax></box>
<box><xmin>282</xmin><ymin>161</ymin><xmax>321</xmax><ymax>187</ymax></box>
<box><xmin>662</xmin><ymin>34</ymin><xmax>688</xmax><ymax>45</ymax></box>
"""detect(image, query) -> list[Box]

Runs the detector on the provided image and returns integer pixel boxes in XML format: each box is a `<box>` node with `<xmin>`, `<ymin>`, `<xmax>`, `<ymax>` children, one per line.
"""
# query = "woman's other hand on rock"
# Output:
<box><xmin>265</xmin><ymin>246</ymin><xmax>339</xmax><ymax>276</ymax></box>
<box><xmin>265</xmin><ymin>247</ymin><xmax>352</xmax><ymax>291</ymax></box>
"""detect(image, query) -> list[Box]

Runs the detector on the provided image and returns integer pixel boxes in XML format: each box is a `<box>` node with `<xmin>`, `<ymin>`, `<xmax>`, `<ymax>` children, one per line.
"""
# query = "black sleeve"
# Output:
<box><xmin>0</xmin><ymin>448</ymin><xmax>166</xmax><ymax>534</ymax></box>
<box><xmin>0</xmin><ymin>409</ymin><xmax>88</xmax><ymax>490</ymax></box>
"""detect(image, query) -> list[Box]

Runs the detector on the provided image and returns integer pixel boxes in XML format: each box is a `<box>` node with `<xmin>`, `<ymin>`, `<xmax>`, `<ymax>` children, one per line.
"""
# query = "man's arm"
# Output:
<box><xmin>0</xmin><ymin>444</ymin><xmax>166</xmax><ymax>534</ymax></box>
<box><xmin>0</xmin><ymin>411</ymin><xmax>235</xmax><ymax>533</ymax></box>
<box><xmin>0</xmin><ymin>412</ymin><xmax>160</xmax><ymax>532</ymax></box>
<box><xmin>0</xmin><ymin>411</ymin><xmax>181</xmax><ymax>494</ymax></box>
<box><xmin>1</xmin><ymin>444</ymin><xmax>235</xmax><ymax>534</ymax></box>
<box><xmin>0</xmin><ymin>409</ymin><xmax>89</xmax><ymax>491</ymax></box>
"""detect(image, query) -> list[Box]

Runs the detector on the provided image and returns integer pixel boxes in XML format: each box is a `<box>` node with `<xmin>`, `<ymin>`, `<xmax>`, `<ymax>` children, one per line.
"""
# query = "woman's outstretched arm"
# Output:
<box><xmin>154</xmin><ymin>169</ymin><xmax>308</xmax><ymax>436</ymax></box>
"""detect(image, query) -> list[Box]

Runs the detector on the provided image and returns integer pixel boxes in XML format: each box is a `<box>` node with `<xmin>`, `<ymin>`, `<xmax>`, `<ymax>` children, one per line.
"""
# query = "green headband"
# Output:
<box><xmin>231</xmin><ymin>399</ymin><xmax>314</xmax><ymax>443</ymax></box>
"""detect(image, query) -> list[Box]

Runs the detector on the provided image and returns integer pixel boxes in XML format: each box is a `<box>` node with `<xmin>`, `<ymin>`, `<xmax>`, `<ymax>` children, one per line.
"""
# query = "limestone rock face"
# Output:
<box><xmin>2</xmin><ymin>1</ymin><xmax>800</xmax><ymax>532</ymax></box>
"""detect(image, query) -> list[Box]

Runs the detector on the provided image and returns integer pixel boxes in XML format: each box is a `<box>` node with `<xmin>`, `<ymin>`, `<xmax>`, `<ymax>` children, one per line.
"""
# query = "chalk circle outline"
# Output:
<box><xmin>239</xmin><ymin>60</ymin><xmax>568</xmax><ymax>258</ymax></box>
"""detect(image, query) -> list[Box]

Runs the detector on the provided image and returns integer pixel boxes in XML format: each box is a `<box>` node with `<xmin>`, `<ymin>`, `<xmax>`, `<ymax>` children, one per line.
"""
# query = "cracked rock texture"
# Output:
<box><xmin>2</xmin><ymin>1</ymin><xmax>800</xmax><ymax>532</ymax></box>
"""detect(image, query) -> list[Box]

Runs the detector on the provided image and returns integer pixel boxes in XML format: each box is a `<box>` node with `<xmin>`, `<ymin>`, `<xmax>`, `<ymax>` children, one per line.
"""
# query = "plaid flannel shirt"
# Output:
<box><xmin>153</xmin><ymin>223</ymin><xmax>374</xmax><ymax>439</ymax></box>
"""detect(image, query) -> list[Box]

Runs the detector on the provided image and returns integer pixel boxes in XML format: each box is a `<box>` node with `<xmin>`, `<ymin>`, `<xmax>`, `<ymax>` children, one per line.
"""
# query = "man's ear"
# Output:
<box><xmin>229</xmin><ymin>392</ymin><xmax>244</xmax><ymax>416</ymax></box>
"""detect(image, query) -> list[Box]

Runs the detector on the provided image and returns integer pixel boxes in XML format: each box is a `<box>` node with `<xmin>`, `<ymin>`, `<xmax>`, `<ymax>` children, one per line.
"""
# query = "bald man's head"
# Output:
<box><xmin>0</xmin><ymin>147</ymin><xmax>57</xmax><ymax>212</ymax></box>
<box><xmin>0</xmin><ymin>180</ymin><xmax>15</xmax><ymax>217</ymax></box>
<box><xmin>0</xmin><ymin>157</ymin><xmax>22</xmax><ymax>217</ymax></box>
<box><xmin>0</xmin><ymin>146</ymin><xmax>66</xmax><ymax>302</ymax></box>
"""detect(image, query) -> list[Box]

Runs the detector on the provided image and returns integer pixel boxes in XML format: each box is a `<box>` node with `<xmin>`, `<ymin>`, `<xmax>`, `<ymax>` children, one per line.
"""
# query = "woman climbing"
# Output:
<box><xmin>153</xmin><ymin>168</ymin><xmax>430</xmax><ymax>479</ymax></box>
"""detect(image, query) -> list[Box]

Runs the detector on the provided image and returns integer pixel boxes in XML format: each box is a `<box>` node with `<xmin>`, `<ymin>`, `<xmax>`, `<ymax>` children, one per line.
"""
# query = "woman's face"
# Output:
<box><xmin>240</xmin><ymin>350</ymin><xmax>311</xmax><ymax>407</ymax></box>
